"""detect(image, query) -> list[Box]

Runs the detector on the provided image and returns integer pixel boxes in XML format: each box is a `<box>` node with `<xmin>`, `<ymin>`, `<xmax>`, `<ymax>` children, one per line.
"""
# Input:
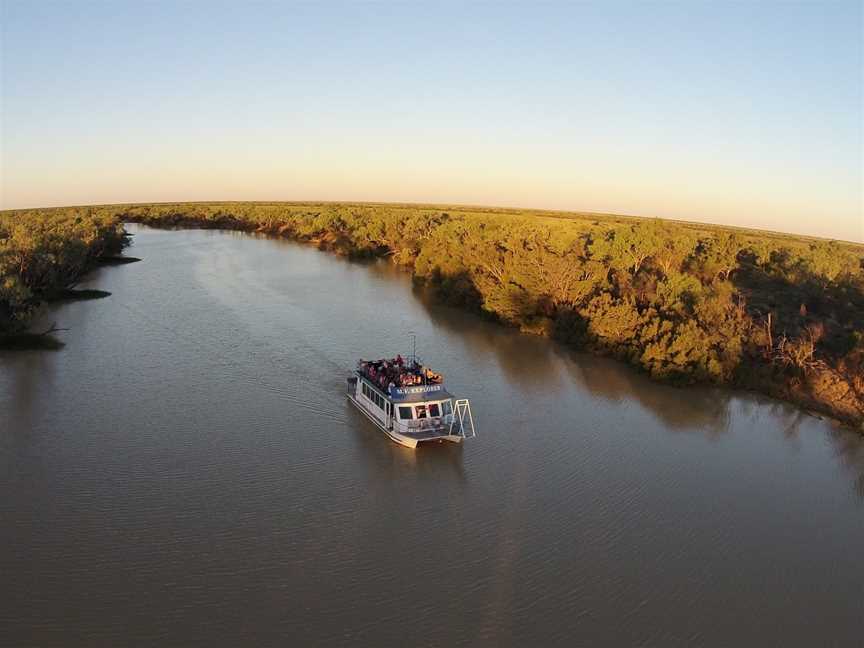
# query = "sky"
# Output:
<box><xmin>1</xmin><ymin>1</ymin><xmax>861</xmax><ymax>241</ymax></box>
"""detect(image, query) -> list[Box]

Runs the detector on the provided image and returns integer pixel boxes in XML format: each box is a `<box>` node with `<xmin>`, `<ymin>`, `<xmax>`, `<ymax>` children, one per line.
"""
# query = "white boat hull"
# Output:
<box><xmin>347</xmin><ymin>394</ymin><xmax>463</xmax><ymax>449</ymax></box>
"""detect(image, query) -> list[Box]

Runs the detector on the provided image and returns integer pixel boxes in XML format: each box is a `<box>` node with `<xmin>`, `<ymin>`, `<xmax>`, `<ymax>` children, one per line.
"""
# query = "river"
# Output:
<box><xmin>2</xmin><ymin>225</ymin><xmax>862</xmax><ymax>647</ymax></box>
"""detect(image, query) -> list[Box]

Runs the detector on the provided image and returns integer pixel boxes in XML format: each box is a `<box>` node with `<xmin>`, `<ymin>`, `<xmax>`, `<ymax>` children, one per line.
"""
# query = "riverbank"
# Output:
<box><xmin>0</xmin><ymin>210</ymin><xmax>128</xmax><ymax>348</ymax></box>
<box><xmin>3</xmin><ymin>202</ymin><xmax>862</xmax><ymax>430</ymax></box>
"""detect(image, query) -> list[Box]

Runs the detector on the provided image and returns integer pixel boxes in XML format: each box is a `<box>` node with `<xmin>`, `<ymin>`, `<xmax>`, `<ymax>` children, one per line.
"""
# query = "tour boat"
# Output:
<box><xmin>347</xmin><ymin>356</ymin><xmax>476</xmax><ymax>448</ymax></box>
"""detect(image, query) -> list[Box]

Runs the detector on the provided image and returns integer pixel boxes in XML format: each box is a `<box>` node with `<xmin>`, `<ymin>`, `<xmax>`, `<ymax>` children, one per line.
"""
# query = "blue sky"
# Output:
<box><xmin>1</xmin><ymin>1</ymin><xmax>861</xmax><ymax>241</ymax></box>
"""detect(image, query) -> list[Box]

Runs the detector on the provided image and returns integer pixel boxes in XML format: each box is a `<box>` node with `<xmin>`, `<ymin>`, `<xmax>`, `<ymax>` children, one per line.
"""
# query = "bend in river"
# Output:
<box><xmin>2</xmin><ymin>225</ymin><xmax>863</xmax><ymax>647</ymax></box>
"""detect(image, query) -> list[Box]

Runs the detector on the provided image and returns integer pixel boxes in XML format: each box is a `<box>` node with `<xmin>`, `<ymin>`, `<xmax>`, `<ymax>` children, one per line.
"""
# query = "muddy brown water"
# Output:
<box><xmin>2</xmin><ymin>225</ymin><xmax>862</xmax><ymax>647</ymax></box>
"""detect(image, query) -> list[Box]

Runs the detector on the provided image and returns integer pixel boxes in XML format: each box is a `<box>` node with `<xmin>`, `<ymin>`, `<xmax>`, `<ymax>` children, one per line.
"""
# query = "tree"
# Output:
<box><xmin>693</xmin><ymin>232</ymin><xmax>742</xmax><ymax>282</ymax></box>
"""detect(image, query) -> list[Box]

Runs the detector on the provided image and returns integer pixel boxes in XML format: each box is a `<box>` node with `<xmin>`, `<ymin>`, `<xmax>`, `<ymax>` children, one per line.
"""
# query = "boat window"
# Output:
<box><xmin>429</xmin><ymin>403</ymin><xmax>440</xmax><ymax>417</ymax></box>
<box><xmin>442</xmin><ymin>400</ymin><xmax>452</xmax><ymax>416</ymax></box>
<box><xmin>415</xmin><ymin>405</ymin><xmax>427</xmax><ymax>419</ymax></box>
<box><xmin>398</xmin><ymin>406</ymin><xmax>413</xmax><ymax>420</ymax></box>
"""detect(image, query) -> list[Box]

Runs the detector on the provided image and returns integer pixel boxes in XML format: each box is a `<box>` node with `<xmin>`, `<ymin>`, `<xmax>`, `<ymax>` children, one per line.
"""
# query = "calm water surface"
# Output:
<box><xmin>2</xmin><ymin>226</ymin><xmax>863</xmax><ymax>647</ymax></box>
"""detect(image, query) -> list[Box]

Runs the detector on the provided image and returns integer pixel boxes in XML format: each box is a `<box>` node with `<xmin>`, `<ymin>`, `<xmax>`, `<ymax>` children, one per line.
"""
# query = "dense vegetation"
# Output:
<box><xmin>0</xmin><ymin>209</ymin><xmax>127</xmax><ymax>339</ymax></box>
<box><xmin>3</xmin><ymin>202</ymin><xmax>863</xmax><ymax>429</ymax></box>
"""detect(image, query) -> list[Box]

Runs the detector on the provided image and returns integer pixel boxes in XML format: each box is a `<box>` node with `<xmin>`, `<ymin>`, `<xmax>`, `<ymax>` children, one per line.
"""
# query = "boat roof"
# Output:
<box><xmin>355</xmin><ymin>356</ymin><xmax>449</xmax><ymax>401</ymax></box>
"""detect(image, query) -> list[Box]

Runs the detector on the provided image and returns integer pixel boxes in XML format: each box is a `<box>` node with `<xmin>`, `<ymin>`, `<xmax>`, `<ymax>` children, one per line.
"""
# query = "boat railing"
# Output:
<box><xmin>357</xmin><ymin>359</ymin><xmax>443</xmax><ymax>392</ymax></box>
<box><xmin>399</xmin><ymin>406</ymin><xmax>475</xmax><ymax>439</ymax></box>
<box><xmin>402</xmin><ymin>416</ymin><xmax>450</xmax><ymax>434</ymax></box>
<box><xmin>448</xmin><ymin>399</ymin><xmax>476</xmax><ymax>439</ymax></box>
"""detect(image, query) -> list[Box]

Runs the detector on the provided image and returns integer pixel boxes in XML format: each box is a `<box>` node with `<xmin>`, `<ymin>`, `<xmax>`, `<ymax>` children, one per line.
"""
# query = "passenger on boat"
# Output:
<box><xmin>400</xmin><ymin>373</ymin><xmax>417</xmax><ymax>387</ymax></box>
<box><xmin>396</xmin><ymin>354</ymin><xmax>404</xmax><ymax>367</ymax></box>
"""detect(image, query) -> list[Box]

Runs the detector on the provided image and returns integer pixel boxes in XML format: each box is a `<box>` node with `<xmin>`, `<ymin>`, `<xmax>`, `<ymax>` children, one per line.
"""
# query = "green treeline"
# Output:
<box><xmin>0</xmin><ymin>209</ymin><xmax>127</xmax><ymax>335</ymax></box>
<box><xmin>3</xmin><ymin>202</ymin><xmax>863</xmax><ymax>428</ymax></box>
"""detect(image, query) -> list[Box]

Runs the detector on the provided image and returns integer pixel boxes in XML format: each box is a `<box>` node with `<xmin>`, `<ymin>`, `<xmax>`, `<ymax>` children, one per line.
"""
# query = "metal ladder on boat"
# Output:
<box><xmin>449</xmin><ymin>399</ymin><xmax>476</xmax><ymax>439</ymax></box>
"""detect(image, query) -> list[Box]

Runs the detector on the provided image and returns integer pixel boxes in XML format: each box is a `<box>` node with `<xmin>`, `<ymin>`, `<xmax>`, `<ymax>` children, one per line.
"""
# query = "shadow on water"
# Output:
<box><xmin>770</xmin><ymin>403</ymin><xmax>864</xmax><ymax>502</ymax></box>
<box><xmin>407</xmin><ymin>266</ymin><xmax>864</xmax><ymax>501</ymax></box>
<box><xmin>563</xmin><ymin>351</ymin><xmax>736</xmax><ymax>435</ymax></box>
<box><xmin>343</xmin><ymin>400</ymin><xmax>467</xmax><ymax>485</ymax></box>
<box><xmin>0</xmin><ymin>333</ymin><xmax>65</xmax><ymax>350</ymax></box>
<box><xmin>412</xmin><ymin>284</ymin><xmax>734</xmax><ymax>435</ymax></box>
<box><xmin>0</xmin><ymin>349</ymin><xmax>54</xmax><ymax>436</ymax></box>
<box><xmin>44</xmin><ymin>288</ymin><xmax>112</xmax><ymax>302</ymax></box>
<box><xmin>830</xmin><ymin>428</ymin><xmax>864</xmax><ymax>502</ymax></box>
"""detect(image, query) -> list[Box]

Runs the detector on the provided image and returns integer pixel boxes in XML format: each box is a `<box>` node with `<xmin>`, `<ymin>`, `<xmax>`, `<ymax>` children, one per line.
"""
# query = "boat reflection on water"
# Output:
<box><xmin>344</xmin><ymin>397</ymin><xmax>468</xmax><ymax>484</ymax></box>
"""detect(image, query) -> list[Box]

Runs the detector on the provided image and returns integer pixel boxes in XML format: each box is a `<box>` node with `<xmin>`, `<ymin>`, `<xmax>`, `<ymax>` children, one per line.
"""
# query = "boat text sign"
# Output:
<box><xmin>392</xmin><ymin>384</ymin><xmax>444</xmax><ymax>399</ymax></box>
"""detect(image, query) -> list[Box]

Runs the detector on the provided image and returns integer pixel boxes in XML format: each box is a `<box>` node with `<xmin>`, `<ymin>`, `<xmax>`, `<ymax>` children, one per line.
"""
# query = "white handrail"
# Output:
<box><xmin>449</xmin><ymin>399</ymin><xmax>476</xmax><ymax>438</ymax></box>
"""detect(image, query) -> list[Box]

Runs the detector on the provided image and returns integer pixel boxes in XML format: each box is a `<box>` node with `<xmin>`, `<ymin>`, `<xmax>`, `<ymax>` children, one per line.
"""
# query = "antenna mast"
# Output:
<box><xmin>408</xmin><ymin>331</ymin><xmax>417</xmax><ymax>366</ymax></box>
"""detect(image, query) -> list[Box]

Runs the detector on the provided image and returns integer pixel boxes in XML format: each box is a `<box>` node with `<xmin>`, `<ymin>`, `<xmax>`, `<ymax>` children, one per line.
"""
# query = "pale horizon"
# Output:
<box><xmin>2</xmin><ymin>1</ymin><xmax>862</xmax><ymax>242</ymax></box>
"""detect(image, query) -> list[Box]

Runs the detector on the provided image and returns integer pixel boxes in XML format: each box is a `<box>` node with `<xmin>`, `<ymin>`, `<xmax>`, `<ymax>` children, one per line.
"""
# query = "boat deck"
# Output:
<box><xmin>356</xmin><ymin>357</ymin><xmax>443</xmax><ymax>395</ymax></box>
<box><xmin>403</xmin><ymin>428</ymin><xmax>456</xmax><ymax>441</ymax></box>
